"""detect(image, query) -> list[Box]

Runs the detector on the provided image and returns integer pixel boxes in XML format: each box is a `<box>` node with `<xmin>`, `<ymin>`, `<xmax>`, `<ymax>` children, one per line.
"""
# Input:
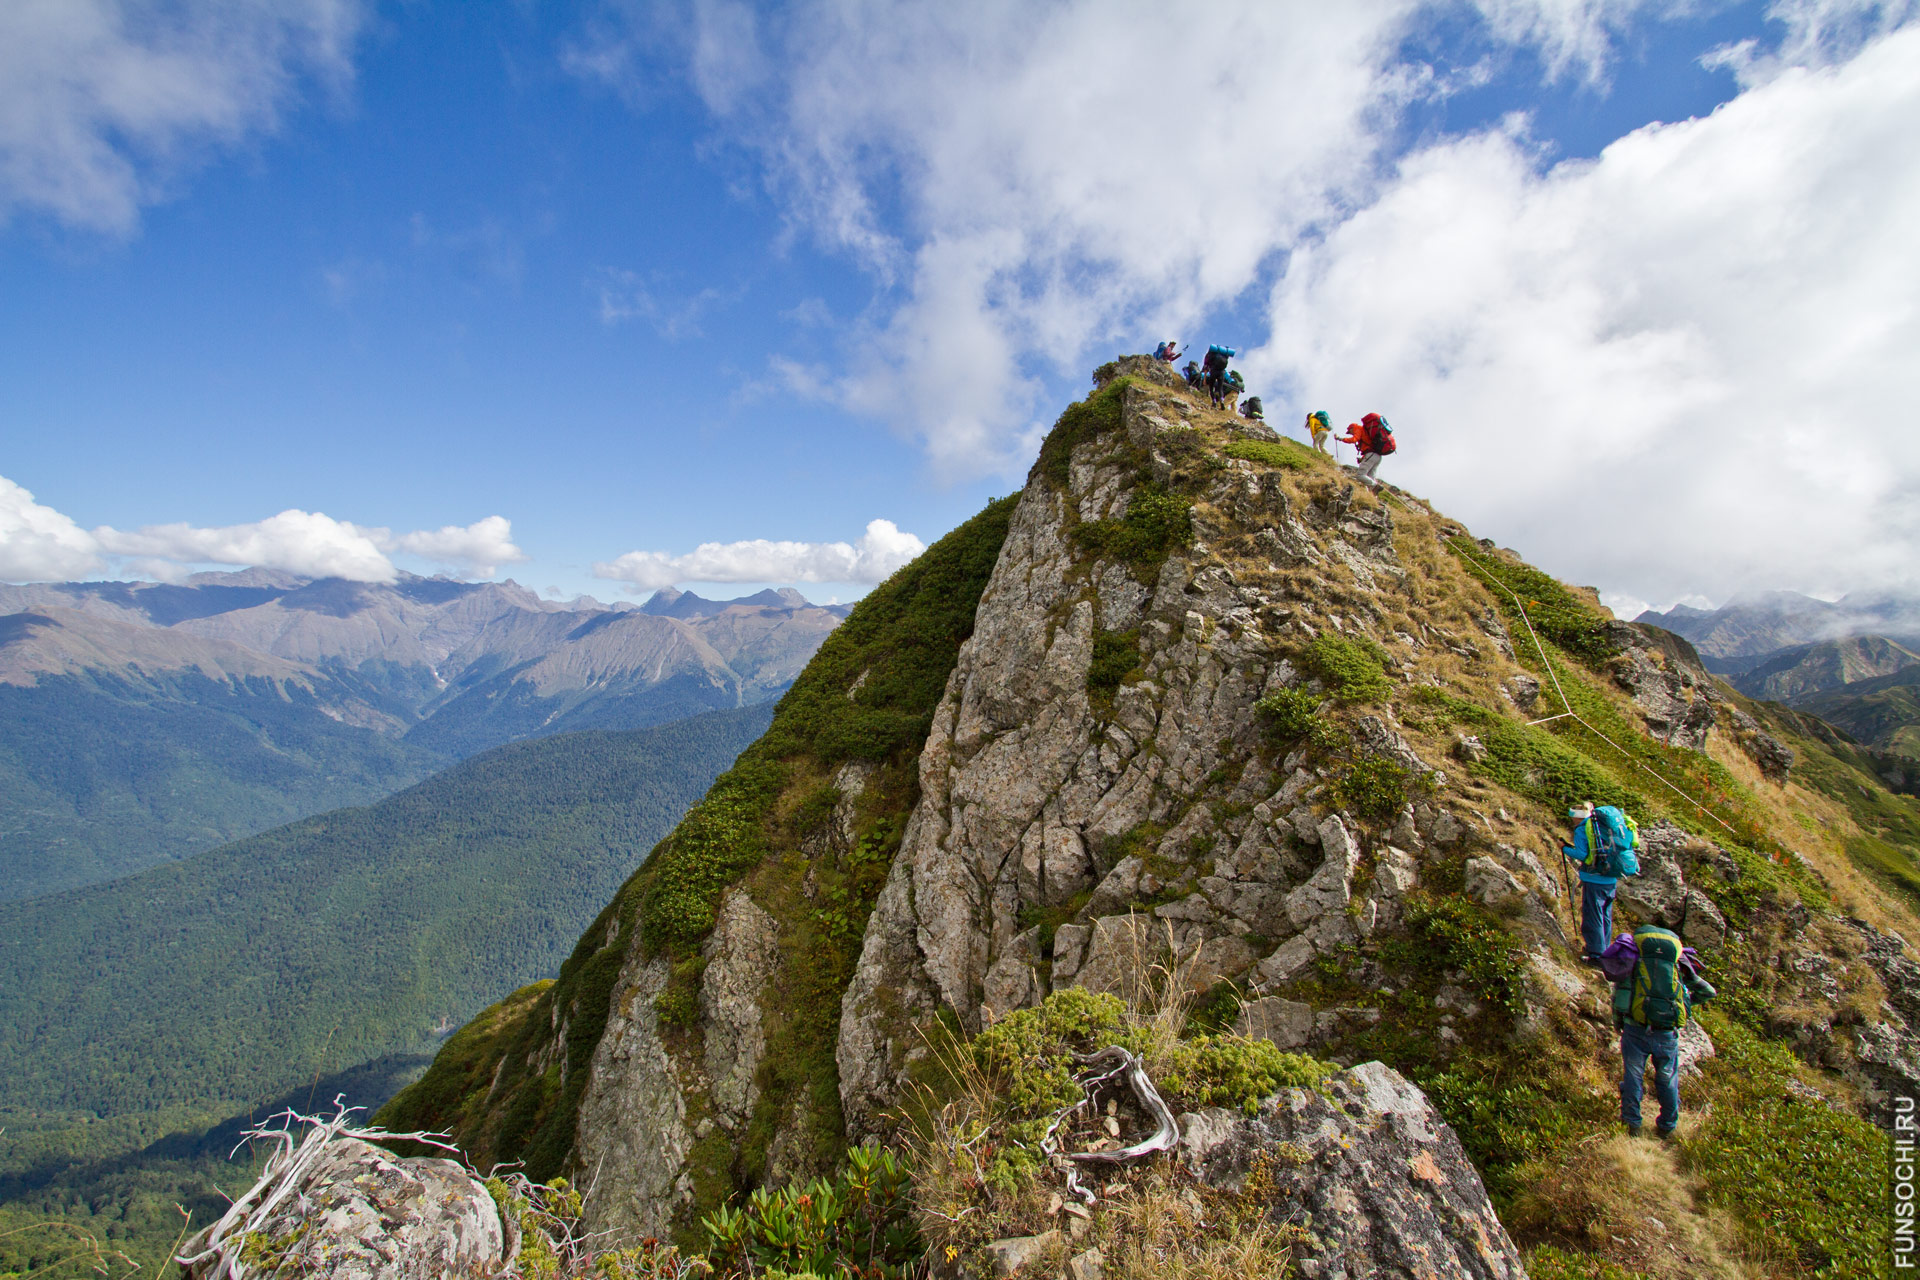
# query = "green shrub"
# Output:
<box><xmin>1403</xmin><ymin>896</ymin><xmax>1528</xmax><ymax>1018</ymax></box>
<box><xmin>1335</xmin><ymin>753</ymin><xmax>1419</xmax><ymax>822</ymax></box>
<box><xmin>1033</xmin><ymin>381</ymin><xmax>1129</xmax><ymax>490</ymax></box>
<box><xmin>1071</xmin><ymin>483</ymin><xmax>1194</xmax><ymax>583</ymax></box>
<box><xmin>1305</xmin><ymin>634</ymin><xmax>1394</xmax><ymax>703</ymax></box>
<box><xmin>640</xmin><ymin>762</ymin><xmax>784</xmax><ymax>952</ymax></box>
<box><xmin>1255</xmin><ymin>686</ymin><xmax>1328</xmax><ymax>747</ymax></box>
<box><xmin>697</xmin><ymin>1145</ymin><xmax>921</xmax><ymax>1280</ymax></box>
<box><xmin>1524</xmin><ymin>1246</ymin><xmax>1652</xmax><ymax>1280</ymax></box>
<box><xmin>1222</xmin><ymin>439</ymin><xmax>1316</xmax><ymax>470</ymax></box>
<box><xmin>1087</xmin><ymin>629</ymin><xmax>1143</xmax><ymax>713</ymax></box>
<box><xmin>970</xmin><ymin>988</ymin><xmax>1140</xmax><ymax>1116</ymax></box>
<box><xmin>1159</xmin><ymin>1035</ymin><xmax>1333</xmax><ymax>1113</ymax></box>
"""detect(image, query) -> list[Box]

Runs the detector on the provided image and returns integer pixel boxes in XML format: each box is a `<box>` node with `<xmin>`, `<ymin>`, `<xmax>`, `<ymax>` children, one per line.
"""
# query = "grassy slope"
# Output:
<box><xmin>377</xmin><ymin>495</ymin><xmax>1021</xmax><ymax>1208</ymax></box>
<box><xmin>0</xmin><ymin>671</ymin><xmax>451</xmax><ymax>899</ymax></box>
<box><xmin>0</xmin><ymin>704</ymin><xmax>771</xmax><ymax>1124</ymax></box>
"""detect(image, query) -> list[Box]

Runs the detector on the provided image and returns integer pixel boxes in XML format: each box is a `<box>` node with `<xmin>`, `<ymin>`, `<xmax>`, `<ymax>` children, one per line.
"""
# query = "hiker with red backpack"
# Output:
<box><xmin>1602</xmin><ymin>924</ymin><xmax>1717</xmax><ymax>1137</ymax></box>
<box><xmin>1338</xmin><ymin>412</ymin><xmax>1395</xmax><ymax>486</ymax></box>
<box><xmin>1562</xmin><ymin>801</ymin><xmax>1640</xmax><ymax>963</ymax></box>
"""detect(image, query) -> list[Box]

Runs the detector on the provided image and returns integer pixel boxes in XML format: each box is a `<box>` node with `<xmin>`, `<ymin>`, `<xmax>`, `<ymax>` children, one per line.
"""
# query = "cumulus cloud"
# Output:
<box><xmin>570</xmin><ymin>0</ymin><xmax>1918</xmax><ymax>605</ymax></box>
<box><xmin>603</xmin><ymin>0</ymin><xmax>1431</xmax><ymax>477</ymax></box>
<box><xmin>1249</xmin><ymin>22</ymin><xmax>1920</xmax><ymax>603</ymax></box>
<box><xmin>0</xmin><ymin>474</ymin><xmax>526</xmax><ymax>583</ymax></box>
<box><xmin>0</xmin><ymin>0</ymin><xmax>365</xmax><ymax>233</ymax></box>
<box><xmin>0</xmin><ymin>476</ymin><xmax>104</xmax><ymax>582</ymax></box>
<box><xmin>593</xmin><ymin>519</ymin><xmax>925</xmax><ymax>591</ymax></box>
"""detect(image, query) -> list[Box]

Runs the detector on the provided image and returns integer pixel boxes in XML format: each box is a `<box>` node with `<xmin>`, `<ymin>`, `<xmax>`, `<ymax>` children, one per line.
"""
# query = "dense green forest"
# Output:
<box><xmin>0</xmin><ymin>705</ymin><xmax>769</xmax><ymax>1275</ymax></box>
<box><xmin>0</xmin><ymin>671</ymin><xmax>450</xmax><ymax>899</ymax></box>
<box><xmin>0</xmin><ymin>702</ymin><xmax>771</xmax><ymax>1120</ymax></box>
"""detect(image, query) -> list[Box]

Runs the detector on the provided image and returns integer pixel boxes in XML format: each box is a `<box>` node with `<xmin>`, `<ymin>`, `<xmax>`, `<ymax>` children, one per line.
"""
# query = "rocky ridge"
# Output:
<box><xmin>379</xmin><ymin>357</ymin><xmax>1916</xmax><ymax>1276</ymax></box>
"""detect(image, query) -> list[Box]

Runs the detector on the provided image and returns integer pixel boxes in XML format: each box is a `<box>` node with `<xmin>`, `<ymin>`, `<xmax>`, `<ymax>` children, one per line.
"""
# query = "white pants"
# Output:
<box><xmin>1356</xmin><ymin>452</ymin><xmax>1384</xmax><ymax>483</ymax></box>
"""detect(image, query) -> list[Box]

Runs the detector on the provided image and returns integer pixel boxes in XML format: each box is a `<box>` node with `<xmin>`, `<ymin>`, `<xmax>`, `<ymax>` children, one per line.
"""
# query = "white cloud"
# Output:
<box><xmin>1250</xmin><ymin>22</ymin><xmax>1920</xmax><ymax>604</ymax></box>
<box><xmin>0</xmin><ymin>476</ymin><xmax>104</xmax><ymax>581</ymax></box>
<box><xmin>95</xmin><ymin>509</ymin><xmax>403</xmax><ymax>582</ymax></box>
<box><xmin>0</xmin><ymin>473</ymin><xmax>526</xmax><ymax>583</ymax></box>
<box><xmin>384</xmin><ymin>516</ymin><xmax>530</xmax><ymax>579</ymax></box>
<box><xmin>0</xmin><ymin>0</ymin><xmax>364</xmax><ymax>234</ymax></box>
<box><xmin>593</xmin><ymin>268</ymin><xmax>738</xmax><ymax>338</ymax></box>
<box><xmin>593</xmin><ymin>518</ymin><xmax>926</xmax><ymax>591</ymax></box>
<box><xmin>622</xmin><ymin>0</ymin><xmax>1435</xmax><ymax>477</ymax></box>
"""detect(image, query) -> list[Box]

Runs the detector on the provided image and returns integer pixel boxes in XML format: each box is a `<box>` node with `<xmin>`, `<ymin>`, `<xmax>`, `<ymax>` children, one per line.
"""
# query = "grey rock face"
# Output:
<box><xmin>180</xmin><ymin>1138</ymin><xmax>510</xmax><ymax>1280</ymax></box>
<box><xmin>1615</xmin><ymin>822</ymin><xmax>1727</xmax><ymax>949</ymax></box>
<box><xmin>1180</xmin><ymin>1062</ymin><xmax>1526</xmax><ymax>1280</ymax></box>
<box><xmin>1612</xmin><ymin>628</ymin><xmax>1718</xmax><ymax>751</ymax></box>
<box><xmin>575</xmin><ymin>951</ymin><xmax>695</xmax><ymax>1241</ymax></box>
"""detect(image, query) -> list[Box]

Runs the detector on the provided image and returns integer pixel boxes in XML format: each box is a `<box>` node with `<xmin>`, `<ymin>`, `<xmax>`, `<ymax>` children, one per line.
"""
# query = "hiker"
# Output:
<box><xmin>1305</xmin><ymin>410</ymin><xmax>1331</xmax><ymax>452</ymax></box>
<box><xmin>1609</xmin><ymin>924</ymin><xmax>1717</xmax><ymax>1137</ymax></box>
<box><xmin>1562</xmin><ymin>801</ymin><xmax>1641</xmax><ymax>962</ymax></box>
<box><xmin>1223</xmin><ymin>370</ymin><xmax>1245</xmax><ymax>414</ymax></box>
<box><xmin>1182</xmin><ymin>360</ymin><xmax>1204</xmax><ymax>390</ymax></box>
<box><xmin>1241</xmin><ymin>395</ymin><xmax>1264</xmax><ymax>423</ymax></box>
<box><xmin>1337</xmin><ymin>412</ymin><xmax>1395</xmax><ymax>486</ymax></box>
<box><xmin>1155</xmin><ymin>340</ymin><xmax>1183</xmax><ymax>363</ymax></box>
<box><xmin>1202</xmin><ymin>344</ymin><xmax>1234</xmax><ymax>407</ymax></box>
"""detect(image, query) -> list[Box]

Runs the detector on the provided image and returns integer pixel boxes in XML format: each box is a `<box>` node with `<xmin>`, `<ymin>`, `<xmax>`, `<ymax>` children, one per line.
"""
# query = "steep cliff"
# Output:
<box><xmin>384</xmin><ymin>357</ymin><xmax>1912</xmax><ymax>1274</ymax></box>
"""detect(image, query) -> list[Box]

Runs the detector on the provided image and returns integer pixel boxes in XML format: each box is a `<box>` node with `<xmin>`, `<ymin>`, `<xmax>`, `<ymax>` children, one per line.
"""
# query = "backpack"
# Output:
<box><xmin>1370</xmin><ymin>420</ymin><xmax>1397</xmax><ymax>455</ymax></box>
<box><xmin>1203</xmin><ymin>347</ymin><xmax>1230</xmax><ymax>374</ymax></box>
<box><xmin>1585</xmin><ymin>806</ymin><xmax>1640</xmax><ymax>878</ymax></box>
<box><xmin>1623</xmin><ymin>926</ymin><xmax>1690</xmax><ymax>1030</ymax></box>
<box><xmin>1243</xmin><ymin>395</ymin><xmax>1263</xmax><ymax>418</ymax></box>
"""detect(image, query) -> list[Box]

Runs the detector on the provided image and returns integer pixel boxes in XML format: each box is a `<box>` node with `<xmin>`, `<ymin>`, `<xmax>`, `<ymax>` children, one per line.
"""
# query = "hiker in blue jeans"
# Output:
<box><xmin>1614</xmin><ymin>924</ymin><xmax>1716</xmax><ymax>1136</ymax></box>
<box><xmin>1619</xmin><ymin>1023</ymin><xmax>1681</xmax><ymax>1137</ymax></box>
<box><xmin>1561</xmin><ymin>801</ymin><xmax>1619</xmax><ymax>962</ymax></box>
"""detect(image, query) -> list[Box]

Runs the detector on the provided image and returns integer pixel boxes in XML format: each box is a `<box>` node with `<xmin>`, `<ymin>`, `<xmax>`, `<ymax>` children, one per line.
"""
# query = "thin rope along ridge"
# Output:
<box><xmin>1452</xmin><ymin>541</ymin><xmax>1737</xmax><ymax>836</ymax></box>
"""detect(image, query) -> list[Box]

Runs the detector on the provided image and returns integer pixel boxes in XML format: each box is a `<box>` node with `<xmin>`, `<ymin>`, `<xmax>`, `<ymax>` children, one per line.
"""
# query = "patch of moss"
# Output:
<box><xmin>1222</xmin><ymin>438</ymin><xmax>1316</xmax><ymax>470</ymax></box>
<box><xmin>1400</xmin><ymin>896</ymin><xmax>1528</xmax><ymax>1018</ymax></box>
<box><xmin>1524</xmin><ymin>1245</ymin><xmax>1653</xmax><ymax>1280</ymax></box>
<box><xmin>1070</xmin><ymin>483</ymin><xmax>1194</xmax><ymax>584</ymax></box>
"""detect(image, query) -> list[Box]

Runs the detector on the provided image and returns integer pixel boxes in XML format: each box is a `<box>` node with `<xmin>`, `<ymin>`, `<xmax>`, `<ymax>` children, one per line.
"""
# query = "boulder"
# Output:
<box><xmin>1234</xmin><ymin>995</ymin><xmax>1315</xmax><ymax>1050</ymax></box>
<box><xmin>1180</xmin><ymin>1062</ymin><xmax>1526</xmax><ymax>1279</ymax></box>
<box><xmin>179</xmin><ymin>1138</ymin><xmax>511</xmax><ymax>1280</ymax></box>
<box><xmin>983</xmin><ymin>1229</ymin><xmax>1062</xmax><ymax>1277</ymax></box>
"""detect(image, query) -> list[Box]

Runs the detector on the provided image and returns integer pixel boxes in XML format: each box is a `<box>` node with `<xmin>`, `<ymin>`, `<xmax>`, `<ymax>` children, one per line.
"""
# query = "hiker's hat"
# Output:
<box><xmin>1567</xmin><ymin>801</ymin><xmax>1595</xmax><ymax>820</ymax></box>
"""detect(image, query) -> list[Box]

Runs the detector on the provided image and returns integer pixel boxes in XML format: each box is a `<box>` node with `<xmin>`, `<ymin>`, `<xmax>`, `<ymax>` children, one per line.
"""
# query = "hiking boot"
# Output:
<box><xmin>1656</xmin><ymin>1125</ymin><xmax>1677</xmax><ymax>1141</ymax></box>
<box><xmin>1625</xmin><ymin>1123</ymin><xmax>1643</xmax><ymax>1137</ymax></box>
<box><xmin>1579</xmin><ymin>954</ymin><xmax>1607</xmax><ymax>968</ymax></box>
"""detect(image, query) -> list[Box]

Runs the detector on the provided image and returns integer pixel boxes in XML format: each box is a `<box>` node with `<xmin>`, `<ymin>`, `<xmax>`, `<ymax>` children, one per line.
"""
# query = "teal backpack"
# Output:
<box><xmin>1586</xmin><ymin>805</ymin><xmax>1640</xmax><ymax>879</ymax></box>
<box><xmin>1616</xmin><ymin>925</ymin><xmax>1690</xmax><ymax>1030</ymax></box>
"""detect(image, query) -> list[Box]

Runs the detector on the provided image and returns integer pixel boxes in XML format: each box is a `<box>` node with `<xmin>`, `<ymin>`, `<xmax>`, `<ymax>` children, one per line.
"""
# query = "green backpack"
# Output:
<box><xmin>1623</xmin><ymin>925</ymin><xmax>1690</xmax><ymax>1030</ymax></box>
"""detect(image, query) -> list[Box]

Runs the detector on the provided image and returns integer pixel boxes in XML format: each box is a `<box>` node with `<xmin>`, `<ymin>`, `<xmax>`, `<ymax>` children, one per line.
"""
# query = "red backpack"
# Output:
<box><xmin>1364</xmin><ymin>415</ymin><xmax>1396</xmax><ymax>455</ymax></box>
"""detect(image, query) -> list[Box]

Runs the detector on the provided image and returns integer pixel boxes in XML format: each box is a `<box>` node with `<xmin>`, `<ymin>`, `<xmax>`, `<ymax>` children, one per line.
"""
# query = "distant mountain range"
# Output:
<box><xmin>0</xmin><ymin>572</ymin><xmax>847</xmax><ymax>898</ymax></box>
<box><xmin>1637</xmin><ymin>591</ymin><xmax>1920</xmax><ymax>784</ymax></box>
<box><xmin>1637</xmin><ymin>589</ymin><xmax>1920</xmax><ymax>673</ymax></box>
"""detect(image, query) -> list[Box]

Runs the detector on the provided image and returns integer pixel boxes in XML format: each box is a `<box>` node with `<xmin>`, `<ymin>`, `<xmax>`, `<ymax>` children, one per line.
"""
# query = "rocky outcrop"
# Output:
<box><xmin>837</xmin><ymin>376</ymin><xmax>1422</xmax><ymax>1137</ymax></box>
<box><xmin>1613</xmin><ymin>822</ymin><xmax>1729</xmax><ymax>949</ymax></box>
<box><xmin>1180</xmin><ymin>1062</ymin><xmax>1527</xmax><ymax>1280</ymax></box>
<box><xmin>1612</xmin><ymin>624</ymin><xmax>1717</xmax><ymax>751</ymax></box>
<box><xmin>179</xmin><ymin>1138</ymin><xmax>512</xmax><ymax>1280</ymax></box>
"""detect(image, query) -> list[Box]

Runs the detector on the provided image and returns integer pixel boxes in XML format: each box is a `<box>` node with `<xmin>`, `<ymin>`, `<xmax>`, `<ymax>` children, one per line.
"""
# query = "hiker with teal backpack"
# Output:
<box><xmin>1562</xmin><ymin>801</ymin><xmax>1640</xmax><ymax>963</ymax></box>
<box><xmin>1202</xmin><ymin>344</ymin><xmax>1235</xmax><ymax>407</ymax></box>
<box><xmin>1609</xmin><ymin>924</ymin><xmax>1717</xmax><ymax>1137</ymax></box>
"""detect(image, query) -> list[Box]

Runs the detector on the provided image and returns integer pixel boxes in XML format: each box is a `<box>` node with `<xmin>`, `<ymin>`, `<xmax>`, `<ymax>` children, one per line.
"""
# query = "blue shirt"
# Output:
<box><xmin>1563</xmin><ymin>820</ymin><xmax>1616</xmax><ymax>886</ymax></box>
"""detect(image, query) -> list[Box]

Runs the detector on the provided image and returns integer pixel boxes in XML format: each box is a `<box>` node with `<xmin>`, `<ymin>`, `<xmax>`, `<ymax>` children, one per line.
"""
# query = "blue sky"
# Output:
<box><xmin>3</xmin><ymin>1</ymin><xmax>1917</xmax><ymax>615</ymax></box>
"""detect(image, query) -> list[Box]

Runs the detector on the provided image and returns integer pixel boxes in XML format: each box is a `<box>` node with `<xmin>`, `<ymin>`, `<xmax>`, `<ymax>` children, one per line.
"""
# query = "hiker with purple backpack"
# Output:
<box><xmin>1599</xmin><ymin>926</ymin><xmax>1718</xmax><ymax>1136</ymax></box>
